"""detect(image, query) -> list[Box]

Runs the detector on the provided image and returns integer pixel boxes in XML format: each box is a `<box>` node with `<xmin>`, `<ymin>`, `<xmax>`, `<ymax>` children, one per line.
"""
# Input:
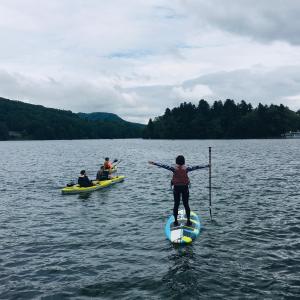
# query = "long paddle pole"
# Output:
<box><xmin>209</xmin><ymin>147</ymin><xmax>212</xmax><ymax>221</ymax></box>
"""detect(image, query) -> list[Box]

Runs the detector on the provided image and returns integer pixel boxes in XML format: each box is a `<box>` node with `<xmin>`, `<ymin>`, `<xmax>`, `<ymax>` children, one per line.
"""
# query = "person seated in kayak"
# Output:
<box><xmin>149</xmin><ymin>155</ymin><xmax>209</xmax><ymax>227</ymax></box>
<box><xmin>78</xmin><ymin>170</ymin><xmax>94</xmax><ymax>187</ymax></box>
<box><xmin>104</xmin><ymin>157</ymin><xmax>113</xmax><ymax>171</ymax></box>
<box><xmin>96</xmin><ymin>166</ymin><xmax>110</xmax><ymax>181</ymax></box>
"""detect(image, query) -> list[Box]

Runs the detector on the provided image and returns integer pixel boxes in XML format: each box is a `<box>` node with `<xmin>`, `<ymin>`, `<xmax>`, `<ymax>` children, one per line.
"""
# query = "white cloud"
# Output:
<box><xmin>0</xmin><ymin>0</ymin><xmax>300</xmax><ymax>123</ymax></box>
<box><xmin>172</xmin><ymin>84</ymin><xmax>213</xmax><ymax>100</ymax></box>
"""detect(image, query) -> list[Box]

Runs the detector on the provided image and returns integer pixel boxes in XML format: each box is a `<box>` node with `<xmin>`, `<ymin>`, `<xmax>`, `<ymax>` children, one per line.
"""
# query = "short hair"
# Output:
<box><xmin>80</xmin><ymin>170</ymin><xmax>86</xmax><ymax>175</ymax></box>
<box><xmin>105</xmin><ymin>157</ymin><xmax>109</xmax><ymax>161</ymax></box>
<box><xmin>176</xmin><ymin>155</ymin><xmax>185</xmax><ymax>165</ymax></box>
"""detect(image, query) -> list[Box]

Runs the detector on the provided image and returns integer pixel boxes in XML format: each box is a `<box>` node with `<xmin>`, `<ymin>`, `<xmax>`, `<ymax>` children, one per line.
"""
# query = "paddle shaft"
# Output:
<box><xmin>209</xmin><ymin>147</ymin><xmax>212</xmax><ymax>221</ymax></box>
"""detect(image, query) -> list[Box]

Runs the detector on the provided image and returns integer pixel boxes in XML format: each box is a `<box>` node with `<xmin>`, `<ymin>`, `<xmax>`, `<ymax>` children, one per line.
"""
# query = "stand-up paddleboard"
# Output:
<box><xmin>165</xmin><ymin>210</ymin><xmax>200</xmax><ymax>244</ymax></box>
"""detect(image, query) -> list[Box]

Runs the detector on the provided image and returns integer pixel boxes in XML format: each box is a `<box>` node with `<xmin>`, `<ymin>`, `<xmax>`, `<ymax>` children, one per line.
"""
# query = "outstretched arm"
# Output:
<box><xmin>187</xmin><ymin>164</ymin><xmax>209</xmax><ymax>172</ymax></box>
<box><xmin>148</xmin><ymin>161</ymin><xmax>175</xmax><ymax>172</ymax></box>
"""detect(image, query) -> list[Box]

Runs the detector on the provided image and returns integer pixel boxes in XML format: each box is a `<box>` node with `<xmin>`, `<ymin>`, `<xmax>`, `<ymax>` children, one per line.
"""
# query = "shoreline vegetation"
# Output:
<box><xmin>143</xmin><ymin>99</ymin><xmax>300</xmax><ymax>139</ymax></box>
<box><xmin>1</xmin><ymin>97</ymin><xmax>300</xmax><ymax>141</ymax></box>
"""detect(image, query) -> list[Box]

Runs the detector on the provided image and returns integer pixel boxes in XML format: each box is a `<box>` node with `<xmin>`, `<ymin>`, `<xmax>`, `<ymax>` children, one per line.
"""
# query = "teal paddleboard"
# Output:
<box><xmin>165</xmin><ymin>209</ymin><xmax>201</xmax><ymax>244</ymax></box>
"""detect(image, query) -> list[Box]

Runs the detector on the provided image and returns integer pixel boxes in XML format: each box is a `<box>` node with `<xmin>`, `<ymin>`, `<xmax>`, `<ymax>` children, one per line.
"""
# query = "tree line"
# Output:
<box><xmin>143</xmin><ymin>99</ymin><xmax>300</xmax><ymax>139</ymax></box>
<box><xmin>0</xmin><ymin>97</ymin><xmax>144</xmax><ymax>140</ymax></box>
<box><xmin>2</xmin><ymin>97</ymin><xmax>299</xmax><ymax>141</ymax></box>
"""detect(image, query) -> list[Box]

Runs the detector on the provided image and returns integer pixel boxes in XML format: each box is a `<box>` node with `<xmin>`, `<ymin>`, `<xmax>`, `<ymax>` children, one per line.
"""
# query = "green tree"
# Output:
<box><xmin>0</xmin><ymin>122</ymin><xmax>9</xmax><ymax>140</ymax></box>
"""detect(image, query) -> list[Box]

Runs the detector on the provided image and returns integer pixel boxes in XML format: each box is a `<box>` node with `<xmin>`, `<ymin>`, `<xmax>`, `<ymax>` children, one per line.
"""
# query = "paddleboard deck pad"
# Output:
<box><xmin>165</xmin><ymin>210</ymin><xmax>200</xmax><ymax>244</ymax></box>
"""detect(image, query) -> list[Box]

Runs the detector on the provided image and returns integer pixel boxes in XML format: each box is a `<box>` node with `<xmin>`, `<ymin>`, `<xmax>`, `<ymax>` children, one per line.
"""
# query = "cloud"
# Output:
<box><xmin>123</xmin><ymin>66</ymin><xmax>300</xmax><ymax>117</ymax></box>
<box><xmin>0</xmin><ymin>69</ymin><xmax>126</xmax><ymax>113</ymax></box>
<box><xmin>183</xmin><ymin>66</ymin><xmax>300</xmax><ymax>109</ymax></box>
<box><xmin>0</xmin><ymin>1</ymin><xmax>300</xmax><ymax>122</ymax></box>
<box><xmin>0</xmin><ymin>69</ymin><xmax>162</xmax><ymax>123</ymax></box>
<box><xmin>1</xmin><ymin>64</ymin><xmax>300</xmax><ymax>124</ymax></box>
<box><xmin>179</xmin><ymin>0</ymin><xmax>300</xmax><ymax>45</ymax></box>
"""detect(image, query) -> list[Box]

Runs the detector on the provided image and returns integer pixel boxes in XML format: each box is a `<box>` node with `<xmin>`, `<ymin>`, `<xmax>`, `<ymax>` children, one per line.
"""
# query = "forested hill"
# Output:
<box><xmin>77</xmin><ymin>112</ymin><xmax>144</xmax><ymax>128</ymax></box>
<box><xmin>143</xmin><ymin>99</ymin><xmax>300</xmax><ymax>139</ymax></box>
<box><xmin>0</xmin><ymin>97</ymin><xmax>144</xmax><ymax>140</ymax></box>
<box><xmin>78</xmin><ymin>112</ymin><xmax>124</xmax><ymax>122</ymax></box>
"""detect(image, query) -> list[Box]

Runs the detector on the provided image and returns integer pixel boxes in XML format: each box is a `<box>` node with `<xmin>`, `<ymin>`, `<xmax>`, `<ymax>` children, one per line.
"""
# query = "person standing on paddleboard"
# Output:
<box><xmin>149</xmin><ymin>156</ymin><xmax>208</xmax><ymax>226</ymax></box>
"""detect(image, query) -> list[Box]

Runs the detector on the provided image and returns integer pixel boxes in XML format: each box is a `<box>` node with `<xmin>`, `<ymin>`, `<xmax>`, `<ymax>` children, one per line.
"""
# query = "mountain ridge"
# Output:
<box><xmin>0</xmin><ymin>97</ymin><xmax>145</xmax><ymax>140</ymax></box>
<box><xmin>77</xmin><ymin>112</ymin><xmax>144</xmax><ymax>127</ymax></box>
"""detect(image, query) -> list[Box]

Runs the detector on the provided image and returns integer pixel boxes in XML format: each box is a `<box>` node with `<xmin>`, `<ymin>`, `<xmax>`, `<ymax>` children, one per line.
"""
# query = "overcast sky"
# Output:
<box><xmin>1</xmin><ymin>0</ymin><xmax>300</xmax><ymax>123</ymax></box>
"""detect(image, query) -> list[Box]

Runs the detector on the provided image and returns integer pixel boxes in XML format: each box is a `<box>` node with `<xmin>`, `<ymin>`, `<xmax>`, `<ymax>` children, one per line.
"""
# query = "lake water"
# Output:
<box><xmin>0</xmin><ymin>139</ymin><xmax>299</xmax><ymax>299</ymax></box>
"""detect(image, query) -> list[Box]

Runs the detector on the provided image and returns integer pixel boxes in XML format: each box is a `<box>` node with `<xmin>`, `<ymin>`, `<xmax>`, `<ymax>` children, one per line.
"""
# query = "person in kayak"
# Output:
<box><xmin>148</xmin><ymin>155</ymin><xmax>208</xmax><ymax>227</ymax></box>
<box><xmin>96</xmin><ymin>166</ymin><xmax>110</xmax><ymax>181</ymax></box>
<box><xmin>104</xmin><ymin>157</ymin><xmax>113</xmax><ymax>170</ymax></box>
<box><xmin>78</xmin><ymin>170</ymin><xmax>94</xmax><ymax>187</ymax></box>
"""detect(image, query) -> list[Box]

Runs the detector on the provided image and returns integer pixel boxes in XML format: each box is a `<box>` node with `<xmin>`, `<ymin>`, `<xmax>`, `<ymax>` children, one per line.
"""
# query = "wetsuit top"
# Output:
<box><xmin>151</xmin><ymin>162</ymin><xmax>208</xmax><ymax>186</ymax></box>
<box><xmin>78</xmin><ymin>175</ymin><xmax>93</xmax><ymax>187</ymax></box>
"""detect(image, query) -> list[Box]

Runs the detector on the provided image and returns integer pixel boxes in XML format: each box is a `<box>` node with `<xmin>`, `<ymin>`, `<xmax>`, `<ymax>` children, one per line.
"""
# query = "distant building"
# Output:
<box><xmin>281</xmin><ymin>131</ymin><xmax>300</xmax><ymax>138</ymax></box>
<box><xmin>8</xmin><ymin>131</ymin><xmax>22</xmax><ymax>138</ymax></box>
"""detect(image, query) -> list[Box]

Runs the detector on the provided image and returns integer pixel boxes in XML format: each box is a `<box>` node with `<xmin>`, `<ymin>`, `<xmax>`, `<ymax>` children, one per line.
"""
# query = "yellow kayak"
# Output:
<box><xmin>61</xmin><ymin>175</ymin><xmax>125</xmax><ymax>195</ymax></box>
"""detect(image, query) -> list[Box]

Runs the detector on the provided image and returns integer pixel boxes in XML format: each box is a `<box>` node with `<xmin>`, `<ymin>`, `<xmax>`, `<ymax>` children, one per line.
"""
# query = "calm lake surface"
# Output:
<box><xmin>0</xmin><ymin>139</ymin><xmax>299</xmax><ymax>299</ymax></box>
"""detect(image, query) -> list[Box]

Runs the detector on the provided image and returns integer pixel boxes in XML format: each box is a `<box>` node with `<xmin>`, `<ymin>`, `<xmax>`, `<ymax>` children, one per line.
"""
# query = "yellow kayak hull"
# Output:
<box><xmin>61</xmin><ymin>175</ymin><xmax>125</xmax><ymax>195</ymax></box>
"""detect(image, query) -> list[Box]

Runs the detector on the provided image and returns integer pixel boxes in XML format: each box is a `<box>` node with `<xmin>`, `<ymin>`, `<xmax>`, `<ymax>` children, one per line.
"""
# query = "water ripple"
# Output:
<box><xmin>0</xmin><ymin>139</ymin><xmax>299</xmax><ymax>299</ymax></box>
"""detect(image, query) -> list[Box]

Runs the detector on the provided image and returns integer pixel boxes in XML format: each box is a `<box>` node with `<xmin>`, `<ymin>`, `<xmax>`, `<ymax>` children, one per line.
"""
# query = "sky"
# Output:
<box><xmin>0</xmin><ymin>0</ymin><xmax>300</xmax><ymax>123</ymax></box>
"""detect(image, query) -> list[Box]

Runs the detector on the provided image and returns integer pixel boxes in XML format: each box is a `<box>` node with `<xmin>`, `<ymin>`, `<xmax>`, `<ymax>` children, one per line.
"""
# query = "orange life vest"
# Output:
<box><xmin>104</xmin><ymin>161</ymin><xmax>112</xmax><ymax>169</ymax></box>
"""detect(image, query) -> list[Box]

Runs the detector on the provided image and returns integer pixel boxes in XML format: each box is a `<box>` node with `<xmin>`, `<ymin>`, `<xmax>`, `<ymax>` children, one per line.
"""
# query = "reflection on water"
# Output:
<box><xmin>78</xmin><ymin>192</ymin><xmax>92</xmax><ymax>200</ymax></box>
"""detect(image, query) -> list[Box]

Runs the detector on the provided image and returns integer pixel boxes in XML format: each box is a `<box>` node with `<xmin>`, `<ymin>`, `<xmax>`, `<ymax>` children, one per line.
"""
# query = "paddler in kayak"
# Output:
<box><xmin>96</xmin><ymin>157</ymin><xmax>117</xmax><ymax>180</ymax></box>
<box><xmin>104</xmin><ymin>157</ymin><xmax>113</xmax><ymax>170</ymax></box>
<box><xmin>78</xmin><ymin>170</ymin><xmax>94</xmax><ymax>187</ymax></box>
<box><xmin>96</xmin><ymin>166</ymin><xmax>110</xmax><ymax>181</ymax></box>
<box><xmin>149</xmin><ymin>155</ymin><xmax>209</xmax><ymax>226</ymax></box>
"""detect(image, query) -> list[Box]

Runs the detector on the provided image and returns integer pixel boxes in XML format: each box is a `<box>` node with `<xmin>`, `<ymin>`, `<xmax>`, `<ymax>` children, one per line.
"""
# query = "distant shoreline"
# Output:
<box><xmin>2</xmin><ymin>137</ymin><xmax>297</xmax><ymax>142</ymax></box>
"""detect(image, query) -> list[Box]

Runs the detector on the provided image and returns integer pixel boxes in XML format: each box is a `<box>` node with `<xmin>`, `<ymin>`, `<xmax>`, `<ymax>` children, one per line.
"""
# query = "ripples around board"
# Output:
<box><xmin>0</xmin><ymin>139</ymin><xmax>299</xmax><ymax>299</ymax></box>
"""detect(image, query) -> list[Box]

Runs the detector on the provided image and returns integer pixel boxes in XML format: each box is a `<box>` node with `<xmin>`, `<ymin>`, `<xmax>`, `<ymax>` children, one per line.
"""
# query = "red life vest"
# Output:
<box><xmin>172</xmin><ymin>165</ymin><xmax>189</xmax><ymax>186</ymax></box>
